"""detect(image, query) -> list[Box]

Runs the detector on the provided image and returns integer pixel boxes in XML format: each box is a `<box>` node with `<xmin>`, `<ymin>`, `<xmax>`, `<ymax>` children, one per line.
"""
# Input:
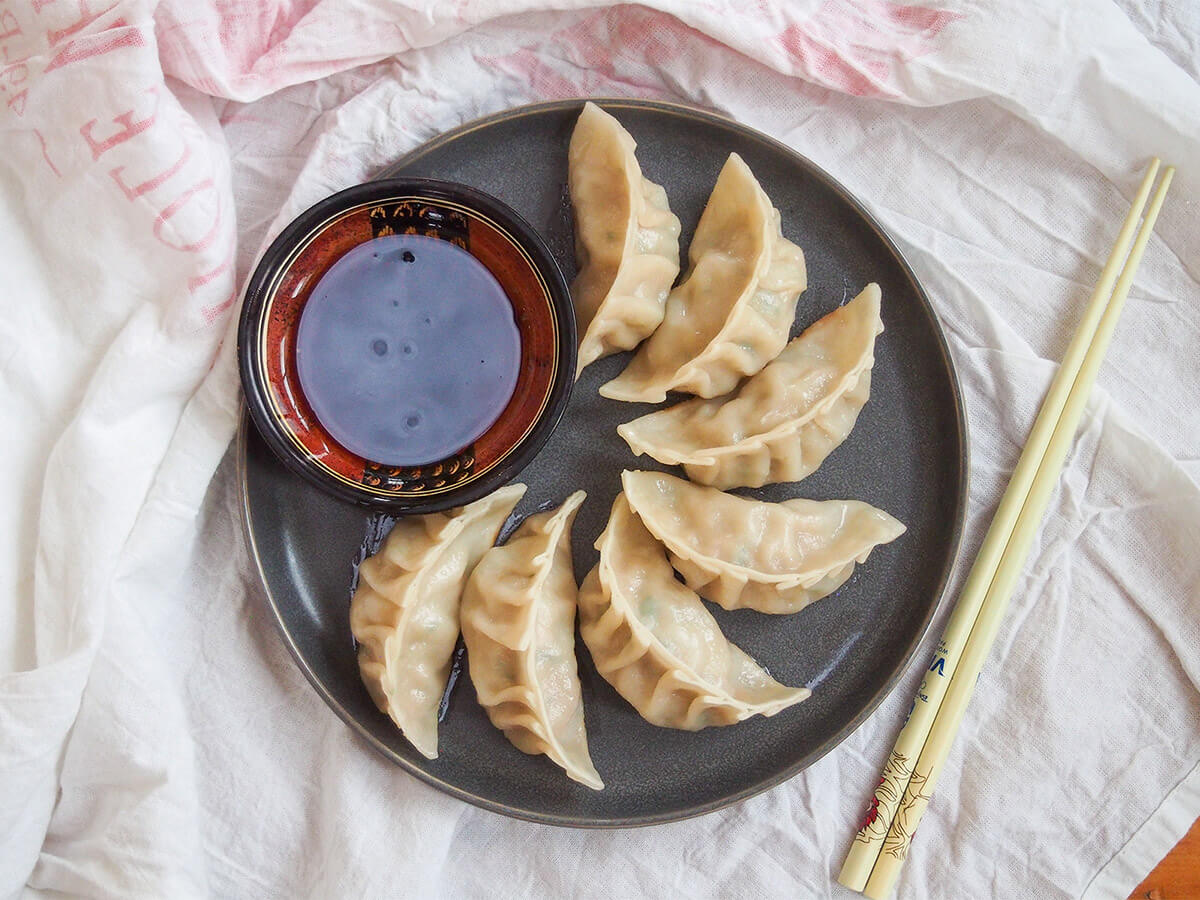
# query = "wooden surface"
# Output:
<box><xmin>1128</xmin><ymin>817</ymin><xmax>1200</xmax><ymax>899</ymax></box>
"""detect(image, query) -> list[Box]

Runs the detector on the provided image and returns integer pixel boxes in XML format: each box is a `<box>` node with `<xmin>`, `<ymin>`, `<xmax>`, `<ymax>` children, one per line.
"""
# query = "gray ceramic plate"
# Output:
<box><xmin>239</xmin><ymin>99</ymin><xmax>967</xmax><ymax>827</ymax></box>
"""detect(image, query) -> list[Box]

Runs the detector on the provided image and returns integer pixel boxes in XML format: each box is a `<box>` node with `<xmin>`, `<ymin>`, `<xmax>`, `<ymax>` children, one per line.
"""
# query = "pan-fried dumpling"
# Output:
<box><xmin>618</xmin><ymin>283</ymin><xmax>882</xmax><ymax>489</ymax></box>
<box><xmin>569</xmin><ymin>102</ymin><xmax>681</xmax><ymax>377</ymax></box>
<box><xmin>460</xmin><ymin>491</ymin><xmax>603</xmax><ymax>790</ymax></box>
<box><xmin>622</xmin><ymin>470</ymin><xmax>905</xmax><ymax>614</ymax></box>
<box><xmin>350</xmin><ymin>484</ymin><xmax>526</xmax><ymax>759</ymax></box>
<box><xmin>578</xmin><ymin>493</ymin><xmax>810</xmax><ymax>729</ymax></box>
<box><xmin>599</xmin><ymin>153</ymin><xmax>807</xmax><ymax>402</ymax></box>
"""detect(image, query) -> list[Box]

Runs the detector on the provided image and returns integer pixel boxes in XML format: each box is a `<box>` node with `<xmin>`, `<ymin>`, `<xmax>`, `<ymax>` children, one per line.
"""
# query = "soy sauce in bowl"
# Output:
<box><xmin>295</xmin><ymin>235</ymin><xmax>522</xmax><ymax>468</ymax></box>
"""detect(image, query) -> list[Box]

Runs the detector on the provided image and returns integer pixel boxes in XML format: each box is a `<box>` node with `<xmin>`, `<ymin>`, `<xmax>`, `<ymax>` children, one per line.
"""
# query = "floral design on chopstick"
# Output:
<box><xmin>883</xmin><ymin>767</ymin><xmax>932</xmax><ymax>860</ymax></box>
<box><xmin>853</xmin><ymin>751</ymin><xmax>913</xmax><ymax>845</ymax></box>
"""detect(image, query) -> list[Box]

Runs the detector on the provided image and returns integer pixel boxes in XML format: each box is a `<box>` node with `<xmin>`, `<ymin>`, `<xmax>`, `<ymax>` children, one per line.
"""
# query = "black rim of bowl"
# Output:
<box><xmin>239</xmin><ymin>98</ymin><xmax>970</xmax><ymax>828</ymax></box>
<box><xmin>237</xmin><ymin>176</ymin><xmax>577</xmax><ymax>513</ymax></box>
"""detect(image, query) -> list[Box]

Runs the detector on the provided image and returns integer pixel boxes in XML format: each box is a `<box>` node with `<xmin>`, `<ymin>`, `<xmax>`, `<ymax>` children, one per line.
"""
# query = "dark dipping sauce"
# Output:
<box><xmin>295</xmin><ymin>235</ymin><xmax>522</xmax><ymax>466</ymax></box>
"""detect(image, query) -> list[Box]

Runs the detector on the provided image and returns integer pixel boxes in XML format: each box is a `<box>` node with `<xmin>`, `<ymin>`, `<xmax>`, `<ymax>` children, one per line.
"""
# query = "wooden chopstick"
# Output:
<box><xmin>838</xmin><ymin>157</ymin><xmax>1163</xmax><ymax>890</ymax></box>
<box><xmin>838</xmin><ymin>159</ymin><xmax>1174</xmax><ymax>897</ymax></box>
<box><xmin>860</xmin><ymin>162</ymin><xmax>1174</xmax><ymax>897</ymax></box>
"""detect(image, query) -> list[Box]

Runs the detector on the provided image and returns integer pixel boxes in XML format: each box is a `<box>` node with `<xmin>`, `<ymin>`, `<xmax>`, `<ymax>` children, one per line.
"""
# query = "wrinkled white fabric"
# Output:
<box><xmin>2</xmin><ymin>2</ymin><xmax>1198</xmax><ymax>898</ymax></box>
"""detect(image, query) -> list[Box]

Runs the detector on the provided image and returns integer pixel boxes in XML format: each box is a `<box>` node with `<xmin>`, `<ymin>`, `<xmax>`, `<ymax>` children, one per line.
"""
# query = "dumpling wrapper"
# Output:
<box><xmin>349</xmin><ymin>484</ymin><xmax>526</xmax><ymax>759</ymax></box>
<box><xmin>599</xmin><ymin>152</ymin><xmax>807</xmax><ymax>402</ymax></box>
<box><xmin>578</xmin><ymin>493</ymin><xmax>810</xmax><ymax>730</ymax></box>
<box><xmin>461</xmin><ymin>491</ymin><xmax>603</xmax><ymax>790</ymax></box>
<box><xmin>618</xmin><ymin>283</ymin><xmax>883</xmax><ymax>489</ymax></box>
<box><xmin>622</xmin><ymin>470</ymin><xmax>905</xmax><ymax>614</ymax></box>
<box><xmin>569</xmin><ymin>102</ymin><xmax>681</xmax><ymax>377</ymax></box>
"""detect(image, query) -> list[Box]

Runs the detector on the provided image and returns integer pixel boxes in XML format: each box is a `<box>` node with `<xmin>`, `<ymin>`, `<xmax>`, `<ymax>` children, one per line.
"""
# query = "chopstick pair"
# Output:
<box><xmin>838</xmin><ymin>159</ymin><xmax>1176</xmax><ymax>898</ymax></box>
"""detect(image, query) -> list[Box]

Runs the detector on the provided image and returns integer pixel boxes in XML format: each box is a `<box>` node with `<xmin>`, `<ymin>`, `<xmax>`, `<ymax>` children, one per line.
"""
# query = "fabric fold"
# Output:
<box><xmin>1</xmin><ymin>1</ymin><xmax>1197</xmax><ymax>898</ymax></box>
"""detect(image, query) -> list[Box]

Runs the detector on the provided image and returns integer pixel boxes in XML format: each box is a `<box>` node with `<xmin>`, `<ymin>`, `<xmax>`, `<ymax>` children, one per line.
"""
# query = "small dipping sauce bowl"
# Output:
<box><xmin>238</xmin><ymin>178</ymin><xmax>576</xmax><ymax>512</ymax></box>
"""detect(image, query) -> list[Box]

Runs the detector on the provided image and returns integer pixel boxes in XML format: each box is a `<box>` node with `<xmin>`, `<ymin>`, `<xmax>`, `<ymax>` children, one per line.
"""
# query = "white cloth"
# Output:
<box><xmin>2</xmin><ymin>1</ymin><xmax>1198</xmax><ymax>898</ymax></box>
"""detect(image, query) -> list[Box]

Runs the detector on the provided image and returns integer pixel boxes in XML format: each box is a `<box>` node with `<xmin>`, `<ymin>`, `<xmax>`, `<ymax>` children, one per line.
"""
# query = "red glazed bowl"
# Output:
<box><xmin>237</xmin><ymin>178</ymin><xmax>576</xmax><ymax>512</ymax></box>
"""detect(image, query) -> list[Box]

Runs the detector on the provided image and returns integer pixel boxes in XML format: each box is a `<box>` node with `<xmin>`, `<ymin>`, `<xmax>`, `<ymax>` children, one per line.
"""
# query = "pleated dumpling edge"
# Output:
<box><xmin>568</xmin><ymin>102</ymin><xmax>681</xmax><ymax>378</ymax></box>
<box><xmin>349</xmin><ymin>483</ymin><xmax>527</xmax><ymax>760</ymax></box>
<box><xmin>461</xmin><ymin>490</ymin><xmax>603</xmax><ymax>790</ymax></box>
<box><xmin>599</xmin><ymin>152</ymin><xmax>807</xmax><ymax>403</ymax></box>
<box><xmin>620</xmin><ymin>469</ymin><xmax>905</xmax><ymax>614</ymax></box>
<box><xmin>578</xmin><ymin>492</ymin><xmax>811</xmax><ymax>730</ymax></box>
<box><xmin>618</xmin><ymin>283</ymin><xmax>883</xmax><ymax>489</ymax></box>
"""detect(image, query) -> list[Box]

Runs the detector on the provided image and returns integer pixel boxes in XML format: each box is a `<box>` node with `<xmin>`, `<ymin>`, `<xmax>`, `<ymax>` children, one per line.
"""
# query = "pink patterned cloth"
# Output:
<box><xmin>2</xmin><ymin>2</ymin><xmax>1198</xmax><ymax>898</ymax></box>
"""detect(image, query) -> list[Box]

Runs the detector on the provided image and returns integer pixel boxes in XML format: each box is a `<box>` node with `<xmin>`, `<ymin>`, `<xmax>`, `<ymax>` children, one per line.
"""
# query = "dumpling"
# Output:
<box><xmin>618</xmin><ymin>283</ymin><xmax>882</xmax><ymax>489</ymax></box>
<box><xmin>569</xmin><ymin>102</ymin><xmax>681</xmax><ymax>377</ymax></box>
<box><xmin>622</xmin><ymin>470</ymin><xmax>905</xmax><ymax>614</ymax></box>
<box><xmin>349</xmin><ymin>484</ymin><xmax>526</xmax><ymax>759</ymax></box>
<box><xmin>460</xmin><ymin>491</ymin><xmax>603</xmax><ymax>790</ymax></box>
<box><xmin>578</xmin><ymin>493</ymin><xmax>810</xmax><ymax>729</ymax></box>
<box><xmin>599</xmin><ymin>153</ymin><xmax>807</xmax><ymax>402</ymax></box>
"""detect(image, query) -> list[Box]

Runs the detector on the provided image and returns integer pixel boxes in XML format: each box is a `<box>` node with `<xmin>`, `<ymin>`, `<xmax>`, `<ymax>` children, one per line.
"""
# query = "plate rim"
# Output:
<box><xmin>239</xmin><ymin>96</ymin><xmax>970</xmax><ymax>829</ymax></box>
